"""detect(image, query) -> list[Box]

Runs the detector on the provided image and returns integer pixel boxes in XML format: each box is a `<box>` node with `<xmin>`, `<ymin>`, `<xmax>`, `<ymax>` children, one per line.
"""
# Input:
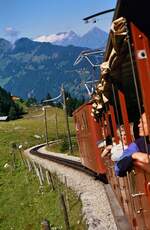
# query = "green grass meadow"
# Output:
<box><xmin>0</xmin><ymin>106</ymin><xmax>86</xmax><ymax>230</ymax></box>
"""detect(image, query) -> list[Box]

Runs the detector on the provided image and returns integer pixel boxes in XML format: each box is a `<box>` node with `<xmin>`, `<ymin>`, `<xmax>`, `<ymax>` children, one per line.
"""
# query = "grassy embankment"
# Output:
<box><xmin>0</xmin><ymin>106</ymin><xmax>86</xmax><ymax>230</ymax></box>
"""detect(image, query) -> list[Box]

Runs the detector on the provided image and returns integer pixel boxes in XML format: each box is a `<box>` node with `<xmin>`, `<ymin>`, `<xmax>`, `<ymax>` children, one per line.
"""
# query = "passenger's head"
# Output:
<box><xmin>121</xmin><ymin>131</ymin><xmax>127</xmax><ymax>145</ymax></box>
<box><xmin>117</xmin><ymin>125</ymin><xmax>127</xmax><ymax>145</ymax></box>
<box><xmin>138</xmin><ymin>113</ymin><xmax>149</xmax><ymax>136</ymax></box>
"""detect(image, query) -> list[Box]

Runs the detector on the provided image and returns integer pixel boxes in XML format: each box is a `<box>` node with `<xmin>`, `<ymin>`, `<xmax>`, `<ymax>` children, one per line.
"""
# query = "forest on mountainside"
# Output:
<box><xmin>0</xmin><ymin>86</ymin><xmax>24</xmax><ymax>120</ymax></box>
<box><xmin>0</xmin><ymin>38</ymin><xmax>102</xmax><ymax>101</ymax></box>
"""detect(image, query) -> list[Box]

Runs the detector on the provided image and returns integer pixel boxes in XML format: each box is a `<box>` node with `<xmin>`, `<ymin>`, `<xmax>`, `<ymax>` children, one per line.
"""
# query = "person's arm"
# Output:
<box><xmin>115</xmin><ymin>143</ymin><xmax>139</xmax><ymax>177</ymax></box>
<box><xmin>134</xmin><ymin>160</ymin><xmax>150</xmax><ymax>173</ymax></box>
<box><xmin>132</xmin><ymin>152</ymin><xmax>150</xmax><ymax>163</ymax></box>
<box><xmin>101</xmin><ymin>145</ymin><xmax>112</xmax><ymax>158</ymax></box>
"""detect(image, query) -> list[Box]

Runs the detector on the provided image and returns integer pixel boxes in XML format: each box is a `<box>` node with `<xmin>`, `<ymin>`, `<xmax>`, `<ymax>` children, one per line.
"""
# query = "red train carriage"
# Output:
<box><xmin>73</xmin><ymin>102</ymin><xmax>106</xmax><ymax>176</ymax></box>
<box><xmin>100</xmin><ymin>1</ymin><xmax>150</xmax><ymax>228</ymax></box>
<box><xmin>74</xmin><ymin>0</ymin><xmax>150</xmax><ymax>229</ymax></box>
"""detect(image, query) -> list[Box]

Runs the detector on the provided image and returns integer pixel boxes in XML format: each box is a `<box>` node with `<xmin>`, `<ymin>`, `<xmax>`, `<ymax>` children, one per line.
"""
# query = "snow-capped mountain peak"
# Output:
<box><xmin>34</xmin><ymin>32</ymin><xmax>66</xmax><ymax>43</ymax></box>
<box><xmin>33</xmin><ymin>27</ymin><xmax>108</xmax><ymax>49</ymax></box>
<box><xmin>34</xmin><ymin>31</ymin><xmax>78</xmax><ymax>43</ymax></box>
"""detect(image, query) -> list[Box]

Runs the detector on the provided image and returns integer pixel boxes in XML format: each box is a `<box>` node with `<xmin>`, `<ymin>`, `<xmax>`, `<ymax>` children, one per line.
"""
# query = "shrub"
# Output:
<box><xmin>60</xmin><ymin>138</ymin><xmax>69</xmax><ymax>152</ymax></box>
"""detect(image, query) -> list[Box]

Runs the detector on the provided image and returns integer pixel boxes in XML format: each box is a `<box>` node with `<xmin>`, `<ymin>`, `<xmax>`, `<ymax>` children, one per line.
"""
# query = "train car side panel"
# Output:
<box><xmin>73</xmin><ymin>103</ymin><xmax>106</xmax><ymax>174</ymax></box>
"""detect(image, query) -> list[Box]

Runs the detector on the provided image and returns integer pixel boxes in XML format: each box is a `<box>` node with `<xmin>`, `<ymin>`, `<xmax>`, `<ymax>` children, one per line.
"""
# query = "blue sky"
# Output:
<box><xmin>0</xmin><ymin>0</ymin><xmax>117</xmax><ymax>41</ymax></box>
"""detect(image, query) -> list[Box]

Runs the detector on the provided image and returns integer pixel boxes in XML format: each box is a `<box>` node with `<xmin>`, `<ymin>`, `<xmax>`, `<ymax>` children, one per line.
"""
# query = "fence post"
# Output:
<box><xmin>55</xmin><ymin>109</ymin><xmax>59</xmax><ymax>139</ymax></box>
<box><xmin>26</xmin><ymin>159</ymin><xmax>32</xmax><ymax>172</ymax></box>
<box><xmin>39</xmin><ymin>164</ymin><xmax>45</xmax><ymax>182</ymax></box>
<box><xmin>45</xmin><ymin>170</ymin><xmax>55</xmax><ymax>191</ymax></box>
<box><xmin>64</xmin><ymin>176</ymin><xmax>70</xmax><ymax>211</ymax></box>
<box><xmin>60</xmin><ymin>192</ymin><xmax>70</xmax><ymax>230</ymax></box>
<box><xmin>37</xmin><ymin>167</ymin><xmax>43</xmax><ymax>186</ymax></box>
<box><xmin>61</xmin><ymin>84</ymin><xmax>73</xmax><ymax>154</ymax></box>
<box><xmin>32</xmin><ymin>161</ymin><xmax>43</xmax><ymax>186</ymax></box>
<box><xmin>43</xmin><ymin>106</ymin><xmax>48</xmax><ymax>145</ymax></box>
<box><xmin>18</xmin><ymin>145</ymin><xmax>26</xmax><ymax>166</ymax></box>
<box><xmin>41</xmin><ymin>219</ymin><xmax>51</xmax><ymax>230</ymax></box>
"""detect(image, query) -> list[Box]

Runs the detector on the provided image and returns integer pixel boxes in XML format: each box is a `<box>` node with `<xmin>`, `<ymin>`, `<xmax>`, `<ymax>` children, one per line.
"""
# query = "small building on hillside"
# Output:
<box><xmin>11</xmin><ymin>96</ymin><xmax>20</xmax><ymax>101</ymax></box>
<box><xmin>0</xmin><ymin>116</ymin><xmax>8</xmax><ymax>121</ymax></box>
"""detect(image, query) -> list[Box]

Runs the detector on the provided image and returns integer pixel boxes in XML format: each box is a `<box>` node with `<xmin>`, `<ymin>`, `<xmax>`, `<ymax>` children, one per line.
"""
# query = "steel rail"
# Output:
<box><xmin>29</xmin><ymin>144</ymin><xmax>108</xmax><ymax>184</ymax></box>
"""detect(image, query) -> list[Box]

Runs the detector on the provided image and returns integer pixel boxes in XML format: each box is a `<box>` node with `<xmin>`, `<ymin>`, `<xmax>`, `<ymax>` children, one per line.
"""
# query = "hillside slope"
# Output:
<box><xmin>0</xmin><ymin>38</ymin><xmax>102</xmax><ymax>101</ymax></box>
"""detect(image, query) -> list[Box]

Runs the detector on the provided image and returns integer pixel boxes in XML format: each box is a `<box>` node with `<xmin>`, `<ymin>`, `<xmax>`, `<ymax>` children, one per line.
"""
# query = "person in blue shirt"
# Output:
<box><xmin>115</xmin><ymin>113</ymin><xmax>150</xmax><ymax>177</ymax></box>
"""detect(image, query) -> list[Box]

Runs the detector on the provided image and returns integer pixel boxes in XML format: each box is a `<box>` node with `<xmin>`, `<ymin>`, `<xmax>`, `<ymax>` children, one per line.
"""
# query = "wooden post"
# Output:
<box><xmin>32</xmin><ymin>161</ymin><xmax>43</xmax><ymax>185</ymax></box>
<box><xmin>43</xmin><ymin>106</ymin><xmax>48</xmax><ymax>145</ymax></box>
<box><xmin>55</xmin><ymin>109</ymin><xmax>59</xmax><ymax>139</ymax></box>
<box><xmin>41</xmin><ymin>219</ymin><xmax>51</xmax><ymax>230</ymax></box>
<box><xmin>60</xmin><ymin>192</ymin><xmax>70</xmax><ymax>230</ymax></box>
<box><xmin>61</xmin><ymin>84</ymin><xmax>73</xmax><ymax>154</ymax></box>
<box><xmin>32</xmin><ymin>161</ymin><xmax>38</xmax><ymax>175</ymax></box>
<box><xmin>64</xmin><ymin>176</ymin><xmax>70</xmax><ymax>211</ymax></box>
<box><xmin>39</xmin><ymin>164</ymin><xmax>45</xmax><ymax>182</ymax></box>
<box><xmin>37</xmin><ymin>167</ymin><xmax>43</xmax><ymax>186</ymax></box>
<box><xmin>45</xmin><ymin>170</ymin><xmax>55</xmax><ymax>191</ymax></box>
<box><xmin>26</xmin><ymin>159</ymin><xmax>32</xmax><ymax>171</ymax></box>
<box><xmin>46</xmin><ymin>170</ymin><xmax>50</xmax><ymax>185</ymax></box>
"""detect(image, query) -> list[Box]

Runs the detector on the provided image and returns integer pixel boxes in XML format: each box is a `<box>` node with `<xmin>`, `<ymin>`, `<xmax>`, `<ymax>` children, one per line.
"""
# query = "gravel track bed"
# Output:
<box><xmin>24</xmin><ymin>147</ymin><xmax>117</xmax><ymax>230</ymax></box>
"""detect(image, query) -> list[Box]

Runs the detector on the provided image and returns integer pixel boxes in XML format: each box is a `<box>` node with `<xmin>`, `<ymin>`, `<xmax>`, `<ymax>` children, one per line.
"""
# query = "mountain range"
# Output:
<box><xmin>0</xmin><ymin>27</ymin><xmax>107</xmax><ymax>101</ymax></box>
<box><xmin>34</xmin><ymin>27</ymin><xmax>108</xmax><ymax>49</ymax></box>
<box><xmin>0</xmin><ymin>37</ymin><xmax>104</xmax><ymax>101</ymax></box>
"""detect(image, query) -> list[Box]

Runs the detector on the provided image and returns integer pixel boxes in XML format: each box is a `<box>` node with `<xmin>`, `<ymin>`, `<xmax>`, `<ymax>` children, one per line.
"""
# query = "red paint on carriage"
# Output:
<box><xmin>73</xmin><ymin>102</ymin><xmax>106</xmax><ymax>175</ymax></box>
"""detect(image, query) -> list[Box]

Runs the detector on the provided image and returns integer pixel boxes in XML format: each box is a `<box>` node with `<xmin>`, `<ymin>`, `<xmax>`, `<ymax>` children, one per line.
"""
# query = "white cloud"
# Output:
<box><xmin>4</xmin><ymin>27</ymin><xmax>20</xmax><ymax>42</ymax></box>
<box><xmin>34</xmin><ymin>32</ymin><xmax>69</xmax><ymax>43</ymax></box>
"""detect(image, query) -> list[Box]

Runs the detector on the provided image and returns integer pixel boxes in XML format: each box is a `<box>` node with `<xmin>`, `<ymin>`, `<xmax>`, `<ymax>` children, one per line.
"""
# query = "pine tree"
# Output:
<box><xmin>65</xmin><ymin>91</ymin><xmax>84</xmax><ymax>116</ymax></box>
<box><xmin>8</xmin><ymin>106</ymin><xmax>17</xmax><ymax>120</ymax></box>
<box><xmin>45</xmin><ymin>93</ymin><xmax>54</xmax><ymax>106</ymax></box>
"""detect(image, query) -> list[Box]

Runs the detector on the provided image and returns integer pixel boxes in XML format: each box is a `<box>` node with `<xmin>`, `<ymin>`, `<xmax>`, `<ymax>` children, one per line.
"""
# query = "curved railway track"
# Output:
<box><xmin>28</xmin><ymin>142</ymin><xmax>130</xmax><ymax>230</ymax></box>
<box><xmin>30</xmin><ymin>143</ymin><xmax>108</xmax><ymax>184</ymax></box>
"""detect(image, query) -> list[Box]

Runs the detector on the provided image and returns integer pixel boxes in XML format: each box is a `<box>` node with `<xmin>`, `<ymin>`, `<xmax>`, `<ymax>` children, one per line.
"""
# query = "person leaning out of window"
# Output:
<box><xmin>115</xmin><ymin>113</ymin><xmax>150</xmax><ymax>177</ymax></box>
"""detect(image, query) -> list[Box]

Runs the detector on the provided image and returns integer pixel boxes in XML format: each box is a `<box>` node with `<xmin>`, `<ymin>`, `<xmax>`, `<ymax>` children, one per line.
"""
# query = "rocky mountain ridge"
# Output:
<box><xmin>0</xmin><ymin>37</ymin><xmax>103</xmax><ymax>101</ymax></box>
<box><xmin>34</xmin><ymin>27</ymin><xmax>108</xmax><ymax>49</ymax></box>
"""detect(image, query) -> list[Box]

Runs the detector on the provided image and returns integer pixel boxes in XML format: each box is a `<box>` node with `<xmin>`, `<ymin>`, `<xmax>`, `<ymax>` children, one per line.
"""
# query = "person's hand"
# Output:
<box><xmin>101</xmin><ymin>145</ymin><xmax>112</xmax><ymax>158</ymax></box>
<box><xmin>106</xmin><ymin>145</ymin><xmax>112</xmax><ymax>151</ymax></box>
<box><xmin>132</xmin><ymin>152</ymin><xmax>150</xmax><ymax>163</ymax></box>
